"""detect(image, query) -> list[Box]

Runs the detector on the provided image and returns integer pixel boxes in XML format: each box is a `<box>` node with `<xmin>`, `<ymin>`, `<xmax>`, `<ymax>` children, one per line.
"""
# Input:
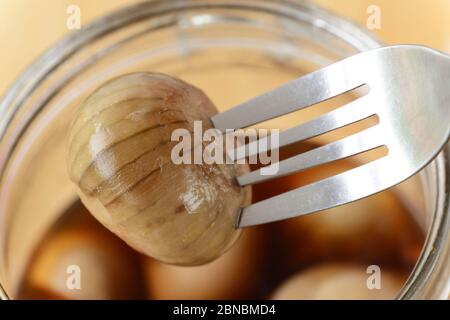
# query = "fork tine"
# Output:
<box><xmin>231</xmin><ymin>95</ymin><xmax>374</xmax><ymax>161</ymax></box>
<box><xmin>237</xmin><ymin>157</ymin><xmax>392</xmax><ymax>228</ymax></box>
<box><xmin>211</xmin><ymin>58</ymin><xmax>366</xmax><ymax>131</ymax></box>
<box><xmin>237</xmin><ymin>126</ymin><xmax>383</xmax><ymax>186</ymax></box>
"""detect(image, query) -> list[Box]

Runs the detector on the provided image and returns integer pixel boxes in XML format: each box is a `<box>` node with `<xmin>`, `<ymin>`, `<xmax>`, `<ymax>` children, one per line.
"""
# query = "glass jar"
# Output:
<box><xmin>0</xmin><ymin>0</ymin><xmax>448</xmax><ymax>299</ymax></box>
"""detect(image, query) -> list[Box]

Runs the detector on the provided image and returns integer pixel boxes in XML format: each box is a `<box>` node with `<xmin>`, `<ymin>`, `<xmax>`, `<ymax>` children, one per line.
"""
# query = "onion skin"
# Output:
<box><xmin>66</xmin><ymin>73</ymin><xmax>250</xmax><ymax>266</ymax></box>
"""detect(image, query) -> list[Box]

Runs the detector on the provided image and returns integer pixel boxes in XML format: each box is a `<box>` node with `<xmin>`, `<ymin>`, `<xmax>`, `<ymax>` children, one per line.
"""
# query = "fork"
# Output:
<box><xmin>211</xmin><ymin>45</ymin><xmax>450</xmax><ymax>228</ymax></box>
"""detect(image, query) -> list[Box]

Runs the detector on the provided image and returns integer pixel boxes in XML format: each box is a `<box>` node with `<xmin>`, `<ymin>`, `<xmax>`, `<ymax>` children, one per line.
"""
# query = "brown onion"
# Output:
<box><xmin>66</xmin><ymin>73</ymin><xmax>250</xmax><ymax>265</ymax></box>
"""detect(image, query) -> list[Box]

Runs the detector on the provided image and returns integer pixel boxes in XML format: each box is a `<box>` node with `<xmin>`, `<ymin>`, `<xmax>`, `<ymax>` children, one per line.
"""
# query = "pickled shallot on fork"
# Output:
<box><xmin>66</xmin><ymin>73</ymin><xmax>250</xmax><ymax>266</ymax></box>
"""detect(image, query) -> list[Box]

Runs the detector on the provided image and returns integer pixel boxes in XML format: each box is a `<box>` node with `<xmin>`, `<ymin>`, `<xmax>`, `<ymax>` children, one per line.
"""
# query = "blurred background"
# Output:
<box><xmin>1</xmin><ymin>0</ymin><xmax>449</xmax><ymax>96</ymax></box>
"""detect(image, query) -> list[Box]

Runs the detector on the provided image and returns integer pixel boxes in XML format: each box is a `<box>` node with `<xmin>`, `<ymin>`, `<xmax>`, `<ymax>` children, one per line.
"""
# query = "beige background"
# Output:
<box><xmin>0</xmin><ymin>0</ymin><xmax>449</xmax><ymax>95</ymax></box>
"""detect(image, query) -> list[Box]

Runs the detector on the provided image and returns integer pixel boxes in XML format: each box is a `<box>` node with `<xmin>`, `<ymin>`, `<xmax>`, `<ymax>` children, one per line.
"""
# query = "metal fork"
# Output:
<box><xmin>211</xmin><ymin>45</ymin><xmax>450</xmax><ymax>228</ymax></box>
